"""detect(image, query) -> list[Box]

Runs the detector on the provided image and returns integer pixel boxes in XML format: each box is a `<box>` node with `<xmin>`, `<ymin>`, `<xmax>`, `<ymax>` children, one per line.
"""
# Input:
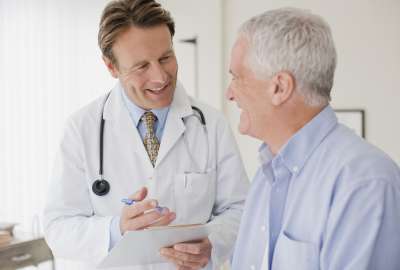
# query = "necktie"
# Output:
<box><xmin>142</xmin><ymin>111</ymin><xmax>160</xmax><ymax>166</ymax></box>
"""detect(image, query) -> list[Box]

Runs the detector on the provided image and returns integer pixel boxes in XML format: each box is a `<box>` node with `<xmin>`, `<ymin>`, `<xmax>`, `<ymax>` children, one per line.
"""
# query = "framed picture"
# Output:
<box><xmin>334</xmin><ymin>109</ymin><xmax>365</xmax><ymax>138</ymax></box>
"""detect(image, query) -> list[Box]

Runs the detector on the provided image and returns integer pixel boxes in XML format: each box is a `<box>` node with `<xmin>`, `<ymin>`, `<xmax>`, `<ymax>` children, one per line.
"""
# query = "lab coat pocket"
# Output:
<box><xmin>174</xmin><ymin>170</ymin><xmax>216</xmax><ymax>224</ymax></box>
<box><xmin>272</xmin><ymin>230</ymin><xmax>319</xmax><ymax>270</ymax></box>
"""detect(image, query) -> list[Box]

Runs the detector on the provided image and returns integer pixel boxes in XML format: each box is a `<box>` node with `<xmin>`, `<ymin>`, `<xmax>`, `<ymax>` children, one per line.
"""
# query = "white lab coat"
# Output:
<box><xmin>43</xmin><ymin>82</ymin><xmax>249</xmax><ymax>270</ymax></box>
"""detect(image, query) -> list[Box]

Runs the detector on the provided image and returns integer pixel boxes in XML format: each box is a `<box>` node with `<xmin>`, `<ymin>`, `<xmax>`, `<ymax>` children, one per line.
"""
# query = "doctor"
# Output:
<box><xmin>43</xmin><ymin>0</ymin><xmax>249</xmax><ymax>269</ymax></box>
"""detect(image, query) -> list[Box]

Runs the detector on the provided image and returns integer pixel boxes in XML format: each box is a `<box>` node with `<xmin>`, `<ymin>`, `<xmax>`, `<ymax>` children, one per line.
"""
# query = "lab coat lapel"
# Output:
<box><xmin>102</xmin><ymin>83</ymin><xmax>153</xmax><ymax>171</ymax></box>
<box><xmin>156</xmin><ymin>83</ymin><xmax>192</xmax><ymax>167</ymax></box>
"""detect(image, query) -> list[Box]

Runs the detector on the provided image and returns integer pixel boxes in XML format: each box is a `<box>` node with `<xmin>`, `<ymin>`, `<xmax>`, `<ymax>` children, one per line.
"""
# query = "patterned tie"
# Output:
<box><xmin>142</xmin><ymin>111</ymin><xmax>160</xmax><ymax>167</ymax></box>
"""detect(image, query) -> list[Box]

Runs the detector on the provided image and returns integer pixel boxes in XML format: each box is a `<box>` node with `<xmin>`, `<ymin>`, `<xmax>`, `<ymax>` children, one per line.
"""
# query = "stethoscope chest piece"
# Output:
<box><xmin>92</xmin><ymin>179</ymin><xmax>110</xmax><ymax>196</ymax></box>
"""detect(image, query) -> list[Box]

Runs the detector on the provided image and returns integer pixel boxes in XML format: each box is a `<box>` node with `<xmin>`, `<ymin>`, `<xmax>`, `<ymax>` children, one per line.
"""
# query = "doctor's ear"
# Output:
<box><xmin>270</xmin><ymin>71</ymin><xmax>296</xmax><ymax>106</ymax></box>
<box><xmin>102</xmin><ymin>56</ymin><xmax>119</xmax><ymax>79</ymax></box>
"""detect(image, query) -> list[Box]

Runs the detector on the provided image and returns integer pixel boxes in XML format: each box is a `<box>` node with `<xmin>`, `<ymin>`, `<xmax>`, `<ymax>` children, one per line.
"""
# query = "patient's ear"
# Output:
<box><xmin>270</xmin><ymin>71</ymin><xmax>295</xmax><ymax>106</ymax></box>
<box><xmin>102</xmin><ymin>56</ymin><xmax>119</xmax><ymax>79</ymax></box>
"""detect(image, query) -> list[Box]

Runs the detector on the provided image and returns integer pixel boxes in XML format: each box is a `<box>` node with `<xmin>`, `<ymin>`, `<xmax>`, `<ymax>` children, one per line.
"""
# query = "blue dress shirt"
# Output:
<box><xmin>120</xmin><ymin>85</ymin><xmax>169</xmax><ymax>142</ymax></box>
<box><xmin>232</xmin><ymin>105</ymin><xmax>400</xmax><ymax>270</ymax></box>
<box><xmin>109</xmin><ymin>85</ymin><xmax>170</xmax><ymax>250</ymax></box>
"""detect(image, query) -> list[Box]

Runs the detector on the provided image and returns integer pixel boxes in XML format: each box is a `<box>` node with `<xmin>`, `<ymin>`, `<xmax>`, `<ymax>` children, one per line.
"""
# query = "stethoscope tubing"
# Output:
<box><xmin>92</xmin><ymin>92</ymin><xmax>207</xmax><ymax>196</ymax></box>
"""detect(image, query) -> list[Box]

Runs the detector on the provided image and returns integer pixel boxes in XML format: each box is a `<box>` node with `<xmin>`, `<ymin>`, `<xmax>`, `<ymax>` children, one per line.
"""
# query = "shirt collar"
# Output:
<box><xmin>278</xmin><ymin>105</ymin><xmax>338</xmax><ymax>175</ymax></box>
<box><xmin>258</xmin><ymin>143</ymin><xmax>274</xmax><ymax>166</ymax></box>
<box><xmin>119</xmin><ymin>84</ymin><xmax>169</xmax><ymax>127</ymax></box>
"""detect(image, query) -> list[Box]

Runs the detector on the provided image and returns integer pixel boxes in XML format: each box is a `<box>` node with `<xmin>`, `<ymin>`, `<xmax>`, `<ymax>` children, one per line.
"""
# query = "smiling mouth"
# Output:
<box><xmin>146</xmin><ymin>83</ymin><xmax>169</xmax><ymax>95</ymax></box>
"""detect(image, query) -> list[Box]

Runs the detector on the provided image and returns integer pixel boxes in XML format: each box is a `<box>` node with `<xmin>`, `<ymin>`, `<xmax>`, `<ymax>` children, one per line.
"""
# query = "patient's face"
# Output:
<box><xmin>226</xmin><ymin>36</ymin><xmax>276</xmax><ymax>140</ymax></box>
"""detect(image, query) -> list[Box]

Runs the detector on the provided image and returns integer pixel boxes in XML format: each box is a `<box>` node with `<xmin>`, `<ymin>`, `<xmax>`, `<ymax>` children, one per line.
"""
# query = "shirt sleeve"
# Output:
<box><xmin>320</xmin><ymin>178</ymin><xmax>400</xmax><ymax>270</ymax></box>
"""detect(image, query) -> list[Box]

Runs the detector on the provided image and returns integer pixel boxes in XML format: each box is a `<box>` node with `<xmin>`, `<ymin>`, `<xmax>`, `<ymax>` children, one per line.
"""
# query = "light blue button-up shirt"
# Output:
<box><xmin>120</xmin><ymin>85</ymin><xmax>170</xmax><ymax>142</ymax></box>
<box><xmin>232</xmin><ymin>105</ymin><xmax>400</xmax><ymax>270</ymax></box>
<box><xmin>109</xmin><ymin>85</ymin><xmax>170</xmax><ymax>250</ymax></box>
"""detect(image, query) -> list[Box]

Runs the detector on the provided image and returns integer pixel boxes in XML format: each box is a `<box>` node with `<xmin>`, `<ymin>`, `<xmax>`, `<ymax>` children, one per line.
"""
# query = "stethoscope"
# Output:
<box><xmin>92</xmin><ymin>92</ymin><xmax>208</xmax><ymax>196</ymax></box>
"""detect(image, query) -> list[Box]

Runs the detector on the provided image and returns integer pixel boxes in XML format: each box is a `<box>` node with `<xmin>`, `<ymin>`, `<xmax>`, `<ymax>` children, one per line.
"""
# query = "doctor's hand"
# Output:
<box><xmin>120</xmin><ymin>187</ymin><xmax>176</xmax><ymax>234</ymax></box>
<box><xmin>160</xmin><ymin>238</ymin><xmax>212</xmax><ymax>270</ymax></box>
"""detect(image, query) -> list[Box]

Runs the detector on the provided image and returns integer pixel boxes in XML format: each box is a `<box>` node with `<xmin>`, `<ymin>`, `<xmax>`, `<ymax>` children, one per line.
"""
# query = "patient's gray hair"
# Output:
<box><xmin>239</xmin><ymin>7</ymin><xmax>337</xmax><ymax>106</ymax></box>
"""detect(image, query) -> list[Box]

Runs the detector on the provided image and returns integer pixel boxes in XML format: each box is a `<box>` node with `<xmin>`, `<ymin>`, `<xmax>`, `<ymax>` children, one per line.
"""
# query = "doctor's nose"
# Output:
<box><xmin>149</xmin><ymin>63</ymin><xmax>168</xmax><ymax>84</ymax></box>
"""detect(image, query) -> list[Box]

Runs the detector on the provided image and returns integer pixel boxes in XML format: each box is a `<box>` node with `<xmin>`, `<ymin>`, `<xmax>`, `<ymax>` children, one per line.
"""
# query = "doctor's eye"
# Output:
<box><xmin>136</xmin><ymin>63</ymin><xmax>149</xmax><ymax>71</ymax></box>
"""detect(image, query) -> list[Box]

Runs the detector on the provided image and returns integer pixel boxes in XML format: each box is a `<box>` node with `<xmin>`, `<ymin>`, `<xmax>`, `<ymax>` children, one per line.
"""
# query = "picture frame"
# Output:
<box><xmin>334</xmin><ymin>109</ymin><xmax>366</xmax><ymax>138</ymax></box>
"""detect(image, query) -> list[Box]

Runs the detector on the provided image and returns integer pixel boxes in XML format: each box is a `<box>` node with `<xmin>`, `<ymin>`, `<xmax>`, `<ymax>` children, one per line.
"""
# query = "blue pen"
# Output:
<box><xmin>121</xmin><ymin>198</ymin><xmax>165</xmax><ymax>213</ymax></box>
<box><xmin>121</xmin><ymin>198</ymin><xmax>135</xmax><ymax>205</ymax></box>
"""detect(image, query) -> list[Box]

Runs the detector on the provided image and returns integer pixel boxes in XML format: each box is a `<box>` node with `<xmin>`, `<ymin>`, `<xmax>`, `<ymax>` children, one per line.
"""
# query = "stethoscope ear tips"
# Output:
<box><xmin>92</xmin><ymin>179</ymin><xmax>110</xmax><ymax>196</ymax></box>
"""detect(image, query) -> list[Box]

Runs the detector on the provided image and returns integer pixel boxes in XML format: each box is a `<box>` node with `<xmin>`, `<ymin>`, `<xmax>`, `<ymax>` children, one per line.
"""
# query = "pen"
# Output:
<box><xmin>121</xmin><ymin>198</ymin><xmax>135</xmax><ymax>205</ymax></box>
<box><xmin>121</xmin><ymin>198</ymin><xmax>165</xmax><ymax>213</ymax></box>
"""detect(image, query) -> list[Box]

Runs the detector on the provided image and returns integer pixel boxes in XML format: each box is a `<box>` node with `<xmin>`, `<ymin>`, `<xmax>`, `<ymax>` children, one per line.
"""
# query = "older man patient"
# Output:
<box><xmin>227</xmin><ymin>7</ymin><xmax>400</xmax><ymax>270</ymax></box>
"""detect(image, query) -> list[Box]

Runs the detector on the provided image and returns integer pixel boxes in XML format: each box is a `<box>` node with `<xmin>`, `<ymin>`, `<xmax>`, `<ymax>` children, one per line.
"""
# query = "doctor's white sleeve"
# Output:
<box><xmin>43</xmin><ymin>117</ymin><xmax>112</xmax><ymax>265</ymax></box>
<box><xmin>207</xmin><ymin>116</ymin><xmax>250</xmax><ymax>269</ymax></box>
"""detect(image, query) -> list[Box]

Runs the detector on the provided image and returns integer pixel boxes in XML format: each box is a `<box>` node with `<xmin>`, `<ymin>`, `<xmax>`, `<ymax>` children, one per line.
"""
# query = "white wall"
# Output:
<box><xmin>159</xmin><ymin>0</ymin><xmax>224</xmax><ymax>109</ymax></box>
<box><xmin>0</xmin><ymin>0</ymin><xmax>114</xmax><ymax>269</ymax></box>
<box><xmin>223</xmin><ymin>0</ymin><xmax>400</xmax><ymax>179</ymax></box>
<box><xmin>0</xmin><ymin>0</ymin><xmax>113</xmax><ymax>223</ymax></box>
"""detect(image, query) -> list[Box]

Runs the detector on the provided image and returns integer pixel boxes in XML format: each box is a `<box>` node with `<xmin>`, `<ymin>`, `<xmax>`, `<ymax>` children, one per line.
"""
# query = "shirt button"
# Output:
<box><xmin>250</xmin><ymin>265</ymin><xmax>256</xmax><ymax>270</ymax></box>
<box><xmin>261</xmin><ymin>226</ymin><xmax>266</xmax><ymax>232</ymax></box>
<box><xmin>293</xmin><ymin>166</ymin><xmax>299</xmax><ymax>173</ymax></box>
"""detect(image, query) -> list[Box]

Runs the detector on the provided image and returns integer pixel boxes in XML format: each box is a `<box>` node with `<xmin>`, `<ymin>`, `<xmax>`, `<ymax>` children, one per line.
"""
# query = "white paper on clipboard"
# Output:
<box><xmin>97</xmin><ymin>223</ymin><xmax>219</xmax><ymax>269</ymax></box>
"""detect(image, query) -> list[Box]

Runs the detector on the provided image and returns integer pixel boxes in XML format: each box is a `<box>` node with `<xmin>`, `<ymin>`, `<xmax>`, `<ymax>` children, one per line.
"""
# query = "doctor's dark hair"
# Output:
<box><xmin>98</xmin><ymin>0</ymin><xmax>175</xmax><ymax>65</ymax></box>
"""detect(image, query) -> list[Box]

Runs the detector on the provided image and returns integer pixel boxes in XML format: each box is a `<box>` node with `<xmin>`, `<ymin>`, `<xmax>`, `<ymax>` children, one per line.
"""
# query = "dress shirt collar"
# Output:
<box><xmin>279</xmin><ymin>105</ymin><xmax>338</xmax><ymax>174</ymax></box>
<box><xmin>258</xmin><ymin>143</ymin><xmax>274</xmax><ymax>166</ymax></box>
<box><xmin>119</xmin><ymin>84</ymin><xmax>169</xmax><ymax>127</ymax></box>
<box><xmin>258</xmin><ymin>105</ymin><xmax>338</xmax><ymax>175</ymax></box>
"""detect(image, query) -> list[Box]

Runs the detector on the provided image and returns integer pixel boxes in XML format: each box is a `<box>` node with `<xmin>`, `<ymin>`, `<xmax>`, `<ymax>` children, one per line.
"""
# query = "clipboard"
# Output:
<box><xmin>97</xmin><ymin>223</ymin><xmax>218</xmax><ymax>268</ymax></box>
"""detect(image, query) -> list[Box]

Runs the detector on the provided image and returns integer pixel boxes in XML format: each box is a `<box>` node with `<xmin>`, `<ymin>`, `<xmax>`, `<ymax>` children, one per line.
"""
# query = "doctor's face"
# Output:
<box><xmin>105</xmin><ymin>25</ymin><xmax>178</xmax><ymax>110</ymax></box>
<box><xmin>226</xmin><ymin>36</ymin><xmax>276</xmax><ymax>139</ymax></box>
